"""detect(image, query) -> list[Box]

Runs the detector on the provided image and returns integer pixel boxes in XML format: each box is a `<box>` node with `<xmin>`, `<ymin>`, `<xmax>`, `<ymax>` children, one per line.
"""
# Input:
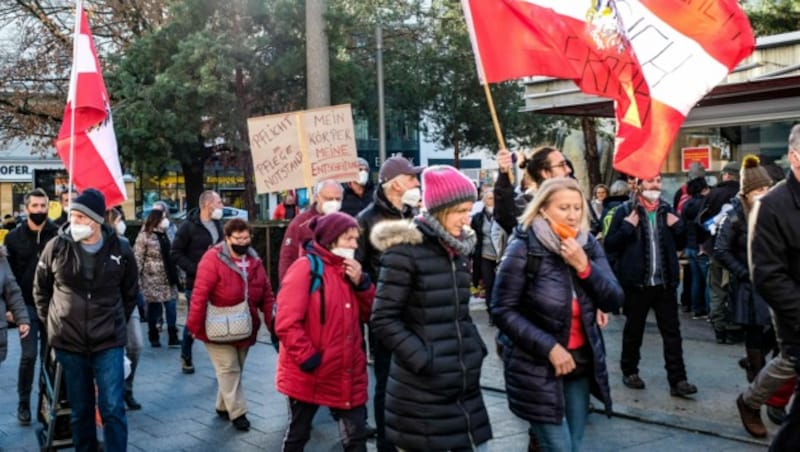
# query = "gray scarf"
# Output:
<box><xmin>421</xmin><ymin>211</ymin><xmax>477</xmax><ymax>257</ymax></box>
<box><xmin>531</xmin><ymin>216</ymin><xmax>589</xmax><ymax>255</ymax></box>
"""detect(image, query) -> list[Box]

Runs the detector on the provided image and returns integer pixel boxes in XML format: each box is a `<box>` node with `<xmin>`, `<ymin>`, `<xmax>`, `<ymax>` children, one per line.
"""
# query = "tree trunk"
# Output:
<box><xmin>180</xmin><ymin>142</ymin><xmax>210</xmax><ymax>211</ymax></box>
<box><xmin>306</xmin><ymin>0</ymin><xmax>330</xmax><ymax>108</ymax></box>
<box><xmin>231</xmin><ymin>6</ymin><xmax>258</xmax><ymax>219</ymax></box>
<box><xmin>581</xmin><ymin>117</ymin><xmax>602</xmax><ymax>189</ymax></box>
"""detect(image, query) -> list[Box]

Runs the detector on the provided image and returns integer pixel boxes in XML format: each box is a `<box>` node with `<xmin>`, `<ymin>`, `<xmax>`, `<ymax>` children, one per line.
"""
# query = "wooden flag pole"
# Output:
<box><xmin>481</xmin><ymin>81</ymin><xmax>514</xmax><ymax>184</ymax></box>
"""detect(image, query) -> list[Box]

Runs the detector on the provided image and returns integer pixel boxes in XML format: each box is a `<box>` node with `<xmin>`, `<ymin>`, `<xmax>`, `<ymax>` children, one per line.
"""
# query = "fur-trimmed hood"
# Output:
<box><xmin>370</xmin><ymin>219</ymin><xmax>423</xmax><ymax>252</ymax></box>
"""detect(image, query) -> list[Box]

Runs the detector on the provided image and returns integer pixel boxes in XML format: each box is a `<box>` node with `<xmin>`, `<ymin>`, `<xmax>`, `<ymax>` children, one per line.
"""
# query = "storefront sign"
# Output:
<box><xmin>247</xmin><ymin>104</ymin><xmax>359</xmax><ymax>194</ymax></box>
<box><xmin>681</xmin><ymin>146</ymin><xmax>711</xmax><ymax>172</ymax></box>
<box><xmin>0</xmin><ymin>164</ymin><xmax>30</xmax><ymax>180</ymax></box>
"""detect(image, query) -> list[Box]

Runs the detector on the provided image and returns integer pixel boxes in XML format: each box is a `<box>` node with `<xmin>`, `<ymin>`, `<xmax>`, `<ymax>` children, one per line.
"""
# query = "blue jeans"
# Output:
<box><xmin>686</xmin><ymin>248</ymin><xmax>710</xmax><ymax>315</ymax></box>
<box><xmin>529</xmin><ymin>377</ymin><xmax>590</xmax><ymax>452</ymax></box>
<box><xmin>181</xmin><ymin>290</ymin><xmax>194</xmax><ymax>360</ymax></box>
<box><xmin>55</xmin><ymin>347</ymin><xmax>127</xmax><ymax>452</ymax></box>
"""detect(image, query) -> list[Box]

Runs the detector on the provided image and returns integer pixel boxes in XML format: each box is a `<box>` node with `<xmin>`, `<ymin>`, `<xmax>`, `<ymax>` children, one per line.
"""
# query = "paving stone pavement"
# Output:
<box><xmin>0</xmin><ymin>299</ymin><xmax>769</xmax><ymax>451</ymax></box>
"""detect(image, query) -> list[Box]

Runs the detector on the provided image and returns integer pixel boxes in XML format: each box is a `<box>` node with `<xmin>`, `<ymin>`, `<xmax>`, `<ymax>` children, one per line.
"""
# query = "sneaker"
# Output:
<box><xmin>622</xmin><ymin>374</ymin><xmax>646</xmax><ymax>389</ymax></box>
<box><xmin>181</xmin><ymin>356</ymin><xmax>195</xmax><ymax>374</ymax></box>
<box><xmin>737</xmin><ymin>394</ymin><xmax>767</xmax><ymax>437</ymax></box>
<box><xmin>766</xmin><ymin>404</ymin><xmax>787</xmax><ymax>425</ymax></box>
<box><xmin>692</xmin><ymin>313</ymin><xmax>708</xmax><ymax>320</ymax></box>
<box><xmin>232</xmin><ymin>414</ymin><xmax>250</xmax><ymax>431</ymax></box>
<box><xmin>670</xmin><ymin>380</ymin><xmax>698</xmax><ymax>397</ymax></box>
<box><xmin>168</xmin><ymin>338</ymin><xmax>181</xmax><ymax>349</ymax></box>
<box><xmin>364</xmin><ymin>424</ymin><xmax>377</xmax><ymax>438</ymax></box>
<box><xmin>17</xmin><ymin>404</ymin><xmax>31</xmax><ymax>426</ymax></box>
<box><xmin>216</xmin><ymin>409</ymin><xmax>230</xmax><ymax>420</ymax></box>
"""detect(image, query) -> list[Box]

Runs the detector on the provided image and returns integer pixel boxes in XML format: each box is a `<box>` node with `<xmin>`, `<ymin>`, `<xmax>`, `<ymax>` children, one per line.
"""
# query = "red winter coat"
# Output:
<box><xmin>186</xmin><ymin>243</ymin><xmax>275</xmax><ymax>348</ymax></box>
<box><xmin>275</xmin><ymin>242</ymin><xmax>374</xmax><ymax>410</ymax></box>
<box><xmin>278</xmin><ymin>204</ymin><xmax>322</xmax><ymax>283</ymax></box>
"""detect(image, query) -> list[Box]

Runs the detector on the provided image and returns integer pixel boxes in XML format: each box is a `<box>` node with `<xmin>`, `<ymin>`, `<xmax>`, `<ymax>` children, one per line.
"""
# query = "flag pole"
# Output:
<box><xmin>67</xmin><ymin>0</ymin><xmax>80</xmax><ymax>213</ymax></box>
<box><xmin>479</xmin><ymin>76</ymin><xmax>514</xmax><ymax>184</ymax></box>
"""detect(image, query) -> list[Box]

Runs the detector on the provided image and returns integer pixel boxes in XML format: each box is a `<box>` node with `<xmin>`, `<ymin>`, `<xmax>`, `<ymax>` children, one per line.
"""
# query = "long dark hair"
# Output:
<box><xmin>144</xmin><ymin>208</ymin><xmax>164</xmax><ymax>233</ymax></box>
<box><xmin>522</xmin><ymin>146</ymin><xmax>559</xmax><ymax>185</ymax></box>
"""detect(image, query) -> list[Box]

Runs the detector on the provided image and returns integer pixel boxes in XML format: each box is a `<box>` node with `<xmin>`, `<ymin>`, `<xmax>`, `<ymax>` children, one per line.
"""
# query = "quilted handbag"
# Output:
<box><xmin>205</xmin><ymin>257</ymin><xmax>252</xmax><ymax>343</ymax></box>
<box><xmin>205</xmin><ymin>300</ymin><xmax>252</xmax><ymax>343</ymax></box>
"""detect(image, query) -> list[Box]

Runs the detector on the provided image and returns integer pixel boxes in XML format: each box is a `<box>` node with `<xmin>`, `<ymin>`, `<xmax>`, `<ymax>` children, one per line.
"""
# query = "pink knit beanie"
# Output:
<box><xmin>422</xmin><ymin>165</ymin><xmax>477</xmax><ymax>213</ymax></box>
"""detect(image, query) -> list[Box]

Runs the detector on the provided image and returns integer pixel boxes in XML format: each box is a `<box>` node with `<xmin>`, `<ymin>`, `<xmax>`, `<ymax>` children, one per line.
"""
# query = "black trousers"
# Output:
<box><xmin>282</xmin><ymin>398</ymin><xmax>368</xmax><ymax>452</ymax></box>
<box><xmin>372</xmin><ymin>339</ymin><xmax>396</xmax><ymax>452</ymax></box>
<box><xmin>620</xmin><ymin>285</ymin><xmax>688</xmax><ymax>386</ymax></box>
<box><xmin>480</xmin><ymin>257</ymin><xmax>497</xmax><ymax>313</ymax></box>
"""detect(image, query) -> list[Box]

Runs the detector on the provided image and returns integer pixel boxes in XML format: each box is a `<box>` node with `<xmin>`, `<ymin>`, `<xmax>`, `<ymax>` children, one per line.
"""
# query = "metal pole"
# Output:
<box><xmin>376</xmin><ymin>20</ymin><xmax>386</xmax><ymax>165</ymax></box>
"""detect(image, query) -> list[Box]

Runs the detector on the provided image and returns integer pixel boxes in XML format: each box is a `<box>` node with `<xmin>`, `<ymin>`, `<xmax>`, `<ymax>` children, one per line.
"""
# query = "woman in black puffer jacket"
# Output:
<box><xmin>371</xmin><ymin>166</ymin><xmax>491</xmax><ymax>451</ymax></box>
<box><xmin>493</xmin><ymin>178</ymin><xmax>622</xmax><ymax>452</ymax></box>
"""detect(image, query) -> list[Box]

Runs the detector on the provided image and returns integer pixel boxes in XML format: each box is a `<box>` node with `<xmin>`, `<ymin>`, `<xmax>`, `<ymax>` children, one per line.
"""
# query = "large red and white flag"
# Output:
<box><xmin>55</xmin><ymin>3</ymin><xmax>126</xmax><ymax>206</ymax></box>
<box><xmin>462</xmin><ymin>0</ymin><xmax>754</xmax><ymax>179</ymax></box>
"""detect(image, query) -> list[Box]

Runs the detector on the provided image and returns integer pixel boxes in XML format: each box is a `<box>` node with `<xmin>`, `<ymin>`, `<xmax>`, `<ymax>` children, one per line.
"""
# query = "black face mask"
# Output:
<box><xmin>230</xmin><ymin>244</ymin><xmax>250</xmax><ymax>256</ymax></box>
<box><xmin>28</xmin><ymin>212</ymin><xmax>48</xmax><ymax>226</ymax></box>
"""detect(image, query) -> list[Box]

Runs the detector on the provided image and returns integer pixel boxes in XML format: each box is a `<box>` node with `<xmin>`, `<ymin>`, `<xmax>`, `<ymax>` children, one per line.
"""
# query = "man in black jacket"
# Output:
<box><xmin>33</xmin><ymin>188</ymin><xmax>138</xmax><ymax>452</ymax></box>
<box><xmin>604</xmin><ymin>174</ymin><xmax>698</xmax><ymax>397</ymax></box>
<box><xmin>750</xmin><ymin>124</ymin><xmax>800</xmax><ymax>450</ymax></box>
<box><xmin>701</xmin><ymin>161</ymin><xmax>742</xmax><ymax>342</ymax></box>
<box><xmin>341</xmin><ymin>157</ymin><xmax>376</xmax><ymax>218</ymax></box>
<box><xmin>171</xmin><ymin>190</ymin><xmax>223</xmax><ymax>374</ymax></box>
<box><xmin>6</xmin><ymin>188</ymin><xmax>58</xmax><ymax>425</ymax></box>
<box><xmin>356</xmin><ymin>156</ymin><xmax>421</xmax><ymax>452</ymax></box>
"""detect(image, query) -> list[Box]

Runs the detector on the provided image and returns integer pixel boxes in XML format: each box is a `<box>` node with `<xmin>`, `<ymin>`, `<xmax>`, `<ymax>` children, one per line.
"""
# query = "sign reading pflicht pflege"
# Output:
<box><xmin>247</xmin><ymin>104</ymin><xmax>359</xmax><ymax>194</ymax></box>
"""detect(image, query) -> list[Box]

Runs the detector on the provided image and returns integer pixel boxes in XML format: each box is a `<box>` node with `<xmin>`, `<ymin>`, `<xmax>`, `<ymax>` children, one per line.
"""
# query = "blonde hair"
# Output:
<box><xmin>432</xmin><ymin>203</ymin><xmax>461</xmax><ymax>226</ymax></box>
<box><xmin>519</xmin><ymin>178</ymin><xmax>589</xmax><ymax>231</ymax></box>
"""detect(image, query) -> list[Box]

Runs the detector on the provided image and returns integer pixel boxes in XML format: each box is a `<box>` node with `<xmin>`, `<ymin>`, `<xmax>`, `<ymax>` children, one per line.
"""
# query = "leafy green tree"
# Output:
<box><xmin>745</xmin><ymin>0</ymin><xmax>800</xmax><ymax>36</ymax></box>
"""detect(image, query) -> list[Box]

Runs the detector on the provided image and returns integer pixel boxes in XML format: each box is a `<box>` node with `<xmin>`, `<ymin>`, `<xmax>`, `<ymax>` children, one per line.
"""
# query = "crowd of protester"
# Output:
<box><xmin>1</xmin><ymin>124</ymin><xmax>799</xmax><ymax>451</ymax></box>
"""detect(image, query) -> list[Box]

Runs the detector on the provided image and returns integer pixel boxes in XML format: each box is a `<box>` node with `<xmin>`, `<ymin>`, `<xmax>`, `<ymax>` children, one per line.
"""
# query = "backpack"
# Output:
<box><xmin>271</xmin><ymin>253</ymin><xmax>327</xmax><ymax>347</ymax></box>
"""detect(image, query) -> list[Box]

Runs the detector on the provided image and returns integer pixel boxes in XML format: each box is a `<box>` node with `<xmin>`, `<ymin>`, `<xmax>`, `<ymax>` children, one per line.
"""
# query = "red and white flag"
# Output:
<box><xmin>55</xmin><ymin>3</ymin><xmax>126</xmax><ymax>206</ymax></box>
<box><xmin>462</xmin><ymin>0</ymin><xmax>754</xmax><ymax>179</ymax></box>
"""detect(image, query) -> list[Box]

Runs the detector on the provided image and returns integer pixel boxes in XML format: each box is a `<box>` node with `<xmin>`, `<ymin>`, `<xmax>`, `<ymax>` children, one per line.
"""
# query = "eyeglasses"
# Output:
<box><xmin>548</xmin><ymin>161</ymin><xmax>569</xmax><ymax>170</ymax></box>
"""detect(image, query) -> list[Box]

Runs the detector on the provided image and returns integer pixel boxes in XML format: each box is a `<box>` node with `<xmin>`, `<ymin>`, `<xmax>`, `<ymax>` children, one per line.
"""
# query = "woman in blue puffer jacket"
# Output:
<box><xmin>492</xmin><ymin>177</ymin><xmax>623</xmax><ymax>452</ymax></box>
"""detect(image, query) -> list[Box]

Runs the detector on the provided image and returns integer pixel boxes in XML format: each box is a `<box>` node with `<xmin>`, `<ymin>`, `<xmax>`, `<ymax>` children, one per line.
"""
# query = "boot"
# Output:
<box><xmin>744</xmin><ymin>348</ymin><xmax>765</xmax><ymax>383</ymax></box>
<box><xmin>168</xmin><ymin>327</ymin><xmax>181</xmax><ymax>348</ymax></box>
<box><xmin>736</xmin><ymin>394</ymin><xmax>766</xmax><ymax>438</ymax></box>
<box><xmin>148</xmin><ymin>328</ymin><xmax>161</xmax><ymax>347</ymax></box>
<box><xmin>124</xmin><ymin>391</ymin><xmax>142</xmax><ymax>410</ymax></box>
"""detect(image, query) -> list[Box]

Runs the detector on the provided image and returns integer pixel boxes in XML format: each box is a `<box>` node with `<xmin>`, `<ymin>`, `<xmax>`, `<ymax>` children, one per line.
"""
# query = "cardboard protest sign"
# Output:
<box><xmin>247</xmin><ymin>104</ymin><xmax>359</xmax><ymax>194</ymax></box>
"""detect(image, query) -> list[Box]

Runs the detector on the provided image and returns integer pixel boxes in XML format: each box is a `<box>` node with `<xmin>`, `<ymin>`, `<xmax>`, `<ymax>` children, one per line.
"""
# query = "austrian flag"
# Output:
<box><xmin>55</xmin><ymin>3</ymin><xmax>126</xmax><ymax>206</ymax></box>
<box><xmin>462</xmin><ymin>0</ymin><xmax>755</xmax><ymax>179</ymax></box>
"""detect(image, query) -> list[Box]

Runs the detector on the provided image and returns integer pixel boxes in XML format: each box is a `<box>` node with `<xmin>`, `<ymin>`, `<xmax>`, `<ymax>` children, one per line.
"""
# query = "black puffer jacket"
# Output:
<box><xmin>750</xmin><ymin>173</ymin><xmax>800</xmax><ymax>346</ymax></box>
<box><xmin>714</xmin><ymin>196</ymin><xmax>770</xmax><ymax>326</ymax></box>
<box><xmin>33</xmin><ymin>225</ymin><xmax>139</xmax><ymax>354</ymax></box>
<box><xmin>492</xmin><ymin>226</ymin><xmax>622</xmax><ymax>424</ymax></box>
<box><xmin>370</xmin><ymin>219</ymin><xmax>492</xmax><ymax>451</ymax></box>
<box><xmin>6</xmin><ymin>220</ymin><xmax>59</xmax><ymax>306</ymax></box>
<box><xmin>171</xmin><ymin>209</ymin><xmax>223</xmax><ymax>289</ymax></box>
<box><xmin>355</xmin><ymin>187</ymin><xmax>415</xmax><ymax>282</ymax></box>
<box><xmin>604</xmin><ymin>199</ymin><xmax>686</xmax><ymax>288</ymax></box>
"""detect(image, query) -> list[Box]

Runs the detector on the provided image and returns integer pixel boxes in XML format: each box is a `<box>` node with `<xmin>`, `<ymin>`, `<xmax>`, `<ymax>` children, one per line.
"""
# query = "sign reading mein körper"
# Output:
<box><xmin>247</xmin><ymin>104</ymin><xmax>359</xmax><ymax>194</ymax></box>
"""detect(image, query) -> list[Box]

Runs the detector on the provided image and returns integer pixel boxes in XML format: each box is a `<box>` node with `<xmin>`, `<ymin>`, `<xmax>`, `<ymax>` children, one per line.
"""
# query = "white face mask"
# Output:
<box><xmin>401</xmin><ymin>187</ymin><xmax>422</xmax><ymax>207</ymax></box>
<box><xmin>70</xmin><ymin>222</ymin><xmax>93</xmax><ymax>242</ymax></box>
<box><xmin>331</xmin><ymin>247</ymin><xmax>355</xmax><ymax>260</ymax></box>
<box><xmin>640</xmin><ymin>190</ymin><xmax>661</xmax><ymax>203</ymax></box>
<box><xmin>115</xmin><ymin>221</ymin><xmax>127</xmax><ymax>236</ymax></box>
<box><xmin>159</xmin><ymin>218</ymin><xmax>170</xmax><ymax>230</ymax></box>
<box><xmin>321</xmin><ymin>200</ymin><xmax>341</xmax><ymax>215</ymax></box>
<box><xmin>211</xmin><ymin>207</ymin><xmax>223</xmax><ymax>220</ymax></box>
<box><xmin>358</xmin><ymin>170</ymin><xmax>369</xmax><ymax>186</ymax></box>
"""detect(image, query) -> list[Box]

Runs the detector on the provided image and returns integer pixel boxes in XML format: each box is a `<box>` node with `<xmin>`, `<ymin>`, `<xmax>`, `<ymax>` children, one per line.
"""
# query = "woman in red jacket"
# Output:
<box><xmin>186</xmin><ymin>218</ymin><xmax>275</xmax><ymax>432</ymax></box>
<box><xmin>275</xmin><ymin>212</ymin><xmax>375</xmax><ymax>452</ymax></box>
